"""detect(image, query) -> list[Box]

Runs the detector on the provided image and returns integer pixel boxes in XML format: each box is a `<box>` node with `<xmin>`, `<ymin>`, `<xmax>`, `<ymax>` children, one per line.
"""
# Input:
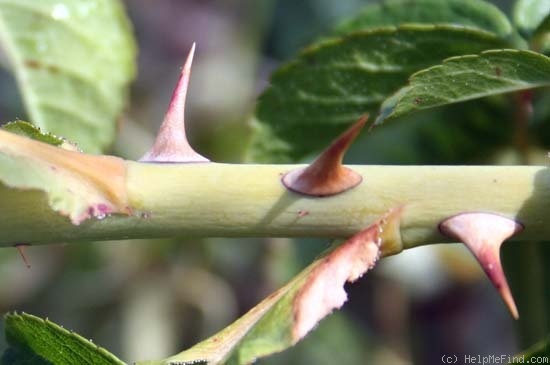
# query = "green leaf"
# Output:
<box><xmin>375</xmin><ymin>50</ymin><xmax>550</xmax><ymax>125</ymax></box>
<box><xmin>248</xmin><ymin>25</ymin><xmax>509</xmax><ymax>162</ymax></box>
<box><xmin>0</xmin><ymin>129</ymin><xmax>130</xmax><ymax>226</ymax></box>
<box><xmin>139</xmin><ymin>216</ymin><xmax>393</xmax><ymax>365</ymax></box>
<box><xmin>2</xmin><ymin>120</ymin><xmax>78</xmax><ymax>150</ymax></box>
<box><xmin>513</xmin><ymin>0</ymin><xmax>550</xmax><ymax>37</ymax></box>
<box><xmin>511</xmin><ymin>335</ymin><xmax>550</xmax><ymax>363</ymax></box>
<box><xmin>532</xmin><ymin>13</ymin><xmax>550</xmax><ymax>53</ymax></box>
<box><xmin>260</xmin><ymin>313</ymin><xmax>370</xmax><ymax>365</ymax></box>
<box><xmin>0</xmin><ymin>0</ymin><xmax>136</xmax><ymax>153</ymax></box>
<box><xmin>335</xmin><ymin>0</ymin><xmax>513</xmax><ymax>38</ymax></box>
<box><xmin>1</xmin><ymin>312</ymin><xmax>125</xmax><ymax>365</ymax></box>
<box><xmin>2</xmin><ymin>120</ymin><xmax>65</xmax><ymax>146</ymax></box>
<box><xmin>349</xmin><ymin>97</ymin><xmax>514</xmax><ymax>165</ymax></box>
<box><xmin>535</xmin><ymin>13</ymin><xmax>550</xmax><ymax>36</ymax></box>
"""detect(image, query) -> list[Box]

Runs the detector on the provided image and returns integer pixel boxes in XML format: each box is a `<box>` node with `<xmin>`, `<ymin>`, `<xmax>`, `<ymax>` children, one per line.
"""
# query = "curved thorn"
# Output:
<box><xmin>140</xmin><ymin>43</ymin><xmax>209</xmax><ymax>163</ymax></box>
<box><xmin>439</xmin><ymin>212</ymin><xmax>523</xmax><ymax>319</ymax></box>
<box><xmin>14</xmin><ymin>243</ymin><xmax>31</xmax><ymax>269</ymax></box>
<box><xmin>282</xmin><ymin>114</ymin><xmax>368</xmax><ymax>197</ymax></box>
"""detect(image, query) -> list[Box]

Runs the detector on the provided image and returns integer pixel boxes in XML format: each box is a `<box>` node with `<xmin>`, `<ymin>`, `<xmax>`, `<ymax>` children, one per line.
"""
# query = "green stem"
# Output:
<box><xmin>1</xmin><ymin>162</ymin><xmax>549</xmax><ymax>253</ymax></box>
<box><xmin>503</xmin><ymin>241</ymin><xmax>548</xmax><ymax>347</ymax></box>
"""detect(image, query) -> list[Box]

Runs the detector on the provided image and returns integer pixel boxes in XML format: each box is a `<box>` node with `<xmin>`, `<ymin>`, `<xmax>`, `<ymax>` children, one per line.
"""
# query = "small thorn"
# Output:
<box><xmin>140</xmin><ymin>43</ymin><xmax>209</xmax><ymax>163</ymax></box>
<box><xmin>282</xmin><ymin>114</ymin><xmax>368</xmax><ymax>197</ymax></box>
<box><xmin>439</xmin><ymin>212</ymin><xmax>523</xmax><ymax>319</ymax></box>
<box><xmin>14</xmin><ymin>243</ymin><xmax>31</xmax><ymax>269</ymax></box>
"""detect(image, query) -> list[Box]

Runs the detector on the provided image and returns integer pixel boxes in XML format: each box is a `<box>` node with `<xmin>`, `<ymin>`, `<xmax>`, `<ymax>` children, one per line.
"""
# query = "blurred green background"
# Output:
<box><xmin>0</xmin><ymin>0</ymin><xmax>548</xmax><ymax>364</ymax></box>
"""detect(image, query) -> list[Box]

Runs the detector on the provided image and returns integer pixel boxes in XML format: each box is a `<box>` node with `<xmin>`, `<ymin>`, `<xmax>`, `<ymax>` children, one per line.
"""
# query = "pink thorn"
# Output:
<box><xmin>439</xmin><ymin>212</ymin><xmax>523</xmax><ymax>319</ymax></box>
<box><xmin>14</xmin><ymin>244</ymin><xmax>31</xmax><ymax>269</ymax></box>
<box><xmin>140</xmin><ymin>43</ymin><xmax>209</xmax><ymax>163</ymax></box>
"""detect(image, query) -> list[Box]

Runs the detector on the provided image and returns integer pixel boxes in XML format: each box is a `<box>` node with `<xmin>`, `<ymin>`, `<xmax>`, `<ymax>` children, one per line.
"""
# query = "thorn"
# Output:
<box><xmin>140</xmin><ymin>43</ymin><xmax>209</xmax><ymax>163</ymax></box>
<box><xmin>14</xmin><ymin>243</ymin><xmax>31</xmax><ymax>269</ymax></box>
<box><xmin>282</xmin><ymin>114</ymin><xmax>368</xmax><ymax>197</ymax></box>
<box><xmin>439</xmin><ymin>212</ymin><xmax>523</xmax><ymax>319</ymax></box>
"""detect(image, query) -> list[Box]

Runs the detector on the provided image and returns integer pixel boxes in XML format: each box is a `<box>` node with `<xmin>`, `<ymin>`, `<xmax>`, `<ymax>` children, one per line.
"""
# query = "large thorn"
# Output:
<box><xmin>282</xmin><ymin>115</ymin><xmax>368</xmax><ymax>197</ymax></box>
<box><xmin>439</xmin><ymin>212</ymin><xmax>523</xmax><ymax>319</ymax></box>
<box><xmin>140</xmin><ymin>43</ymin><xmax>209</xmax><ymax>163</ymax></box>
